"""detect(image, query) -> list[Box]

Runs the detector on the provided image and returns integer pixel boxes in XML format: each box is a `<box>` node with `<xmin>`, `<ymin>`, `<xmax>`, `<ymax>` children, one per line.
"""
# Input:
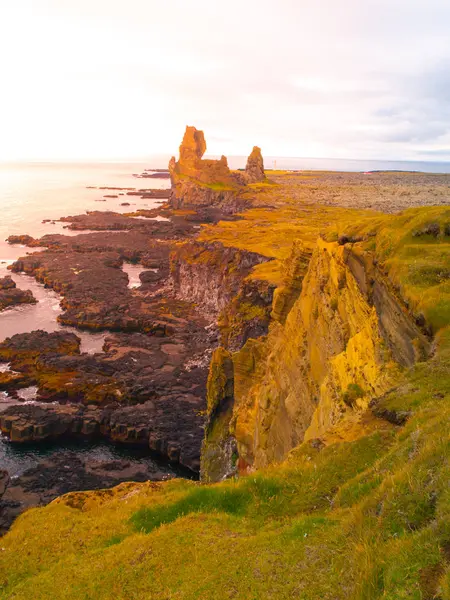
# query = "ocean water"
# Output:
<box><xmin>0</xmin><ymin>160</ymin><xmax>170</xmax><ymax>259</ymax></box>
<box><xmin>0</xmin><ymin>434</ymin><xmax>176</xmax><ymax>478</ymax></box>
<box><xmin>0</xmin><ymin>161</ymin><xmax>171</xmax><ymax>337</ymax></box>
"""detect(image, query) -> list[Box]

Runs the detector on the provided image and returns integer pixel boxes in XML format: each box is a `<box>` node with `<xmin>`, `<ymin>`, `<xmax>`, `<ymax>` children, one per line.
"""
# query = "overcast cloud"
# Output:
<box><xmin>0</xmin><ymin>0</ymin><xmax>449</xmax><ymax>160</ymax></box>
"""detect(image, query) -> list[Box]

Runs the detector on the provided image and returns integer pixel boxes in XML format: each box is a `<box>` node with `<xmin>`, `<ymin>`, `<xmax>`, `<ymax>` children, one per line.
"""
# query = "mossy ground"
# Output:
<box><xmin>1</xmin><ymin>172</ymin><xmax>449</xmax><ymax>599</ymax></box>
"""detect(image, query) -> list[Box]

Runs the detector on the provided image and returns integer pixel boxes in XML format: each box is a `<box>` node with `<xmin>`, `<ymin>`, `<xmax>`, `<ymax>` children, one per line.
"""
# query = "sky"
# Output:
<box><xmin>0</xmin><ymin>0</ymin><xmax>449</xmax><ymax>161</ymax></box>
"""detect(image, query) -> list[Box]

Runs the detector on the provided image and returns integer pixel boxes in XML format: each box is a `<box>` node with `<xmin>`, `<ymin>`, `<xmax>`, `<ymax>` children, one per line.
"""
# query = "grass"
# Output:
<box><xmin>130</xmin><ymin>487</ymin><xmax>250</xmax><ymax>534</ymax></box>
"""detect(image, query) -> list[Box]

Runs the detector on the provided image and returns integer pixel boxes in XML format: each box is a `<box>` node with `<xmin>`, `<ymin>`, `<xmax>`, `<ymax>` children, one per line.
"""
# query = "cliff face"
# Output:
<box><xmin>170</xmin><ymin>240</ymin><xmax>273</xmax><ymax>321</ymax></box>
<box><xmin>1</xmin><ymin>165</ymin><xmax>449</xmax><ymax>598</ymax></box>
<box><xmin>202</xmin><ymin>238</ymin><xmax>431</xmax><ymax>479</ymax></box>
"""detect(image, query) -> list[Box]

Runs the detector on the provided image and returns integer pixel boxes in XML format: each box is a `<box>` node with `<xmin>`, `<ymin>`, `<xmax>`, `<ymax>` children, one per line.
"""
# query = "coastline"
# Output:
<box><xmin>1</xmin><ymin>146</ymin><xmax>450</xmax><ymax>533</ymax></box>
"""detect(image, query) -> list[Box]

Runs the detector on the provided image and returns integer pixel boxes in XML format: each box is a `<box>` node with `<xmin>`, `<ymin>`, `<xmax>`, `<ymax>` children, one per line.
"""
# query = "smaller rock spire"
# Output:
<box><xmin>245</xmin><ymin>146</ymin><xmax>265</xmax><ymax>183</ymax></box>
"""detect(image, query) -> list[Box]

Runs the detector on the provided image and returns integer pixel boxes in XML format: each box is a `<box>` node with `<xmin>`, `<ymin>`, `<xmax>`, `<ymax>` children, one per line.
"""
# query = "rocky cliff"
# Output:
<box><xmin>201</xmin><ymin>234</ymin><xmax>432</xmax><ymax>479</ymax></box>
<box><xmin>168</xmin><ymin>126</ymin><xmax>265</xmax><ymax>213</ymax></box>
<box><xmin>169</xmin><ymin>240</ymin><xmax>272</xmax><ymax>319</ymax></box>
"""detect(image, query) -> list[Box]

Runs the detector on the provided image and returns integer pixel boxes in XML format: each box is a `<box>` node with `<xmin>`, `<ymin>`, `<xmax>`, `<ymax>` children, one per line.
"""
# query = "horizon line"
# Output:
<box><xmin>1</xmin><ymin>155</ymin><xmax>450</xmax><ymax>165</ymax></box>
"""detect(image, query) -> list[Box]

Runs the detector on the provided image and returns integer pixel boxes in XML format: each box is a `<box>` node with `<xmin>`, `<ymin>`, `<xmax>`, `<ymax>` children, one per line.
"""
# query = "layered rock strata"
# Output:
<box><xmin>201</xmin><ymin>239</ymin><xmax>432</xmax><ymax>480</ymax></box>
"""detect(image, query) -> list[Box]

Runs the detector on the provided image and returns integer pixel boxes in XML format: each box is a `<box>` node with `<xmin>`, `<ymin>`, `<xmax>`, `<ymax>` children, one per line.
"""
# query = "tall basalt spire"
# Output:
<box><xmin>245</xmin><ymin>146</ymin><xmax>265</xmax><ymax>183</ymax></box>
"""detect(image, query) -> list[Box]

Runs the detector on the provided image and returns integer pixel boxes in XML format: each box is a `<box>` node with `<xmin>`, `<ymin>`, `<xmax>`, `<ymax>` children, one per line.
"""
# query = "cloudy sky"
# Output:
<box><xmin>0</xmin><ymin>0</ymin><xmax>449</xmax><ymax>161</ymax></box>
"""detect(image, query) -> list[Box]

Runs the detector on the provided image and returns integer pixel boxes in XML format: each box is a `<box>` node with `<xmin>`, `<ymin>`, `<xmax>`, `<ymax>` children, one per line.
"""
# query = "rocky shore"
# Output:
<box><xmin>0</xmin><ymin>451</ymin><xmax>174</xmax><ymax>534</ymax></box>
<box><xmin>0</xmin><ymin>276</ymin><xmax>36</xmax><ymax>312</ymax></box>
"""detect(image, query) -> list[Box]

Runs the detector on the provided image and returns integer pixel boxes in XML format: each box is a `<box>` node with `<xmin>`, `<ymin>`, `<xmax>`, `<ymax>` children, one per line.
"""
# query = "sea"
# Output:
<box><xmin>0</xmin><ymin>155</ymin><xmax>449</xmax><ymax>475</ymax></box>
<box><xmin>0</xmin><ymin>160</ymin><xmax>170</xmax><ymax>475</ymax></box>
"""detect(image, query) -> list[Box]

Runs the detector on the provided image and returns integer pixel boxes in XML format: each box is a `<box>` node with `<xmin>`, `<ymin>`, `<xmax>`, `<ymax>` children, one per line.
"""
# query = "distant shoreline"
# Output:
<box><xmin>1</xmin><ymin>157</ymin><xmax>450</xmax><ymax>174</ymax></box>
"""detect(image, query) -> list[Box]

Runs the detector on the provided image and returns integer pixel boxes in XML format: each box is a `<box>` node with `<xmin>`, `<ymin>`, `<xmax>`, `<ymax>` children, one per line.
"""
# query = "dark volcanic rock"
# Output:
<box><xmin>10</xmin><ymin>246</ymin><xmax>201</xmax><ymax>333</ymax></box>
<box><xmin>0</xmin><ymin>451</ymin><xmax>172</xmax><ymax>534</ymax></box>
<box><xmin>0</xmin><ymin>327</ymin><xmax>215</xmax><ymax>468</ymax></box>
<box><xmin>59</xmin><ymin>211</ymin><xmax>193</xmax><ymax>237</ymax></box>
<box><xmin>0</xmin><ymin>330</ymin><xmax>80</xmax><ymax>361</ymax></box>
<box><xmin>0</xmin><ymin>396</ymin><xmax>206</xmax><ymax>473</ymax></box>
<box><xmin>0</xmin><ymin>277</ymin><xmax>15</xmax><ymax>291</ymax></box>
<box><xmin>0</xmin><ymin>277</ymin><xmax>36</xmax><ymax>312</ymax></box>
<box><xmin>1</xmin><ymin>203</ymin><xmax>233</xmax><ymax>505</ymax></box>
<box><xmin>6</xmin><ymin>234</ymin><xmax>39</xmax><ymax>247</ymax></box>
<box><xmin>137</xmin><ymin>172</ymin><xmax>170</xmax><ymax>179</ymax></box>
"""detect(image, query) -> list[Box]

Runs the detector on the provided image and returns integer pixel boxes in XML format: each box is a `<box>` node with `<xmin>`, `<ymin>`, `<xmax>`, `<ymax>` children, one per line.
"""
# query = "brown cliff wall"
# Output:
<box><xmin>202</xmin><ymin>238</ymin><xmax>431</xmax><ymax>480</ymax></box>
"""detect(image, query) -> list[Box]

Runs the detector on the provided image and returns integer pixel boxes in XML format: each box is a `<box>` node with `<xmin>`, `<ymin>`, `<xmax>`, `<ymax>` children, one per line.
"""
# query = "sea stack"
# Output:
<box><xmin>169</xmin><ymin>126</ymin><xmax>264</xmax><ymax>214</ymax></box>
<box><xmin>244</xmin><ymin>146</ymin><xmax>266</xmax><ymax>182</ymax></box>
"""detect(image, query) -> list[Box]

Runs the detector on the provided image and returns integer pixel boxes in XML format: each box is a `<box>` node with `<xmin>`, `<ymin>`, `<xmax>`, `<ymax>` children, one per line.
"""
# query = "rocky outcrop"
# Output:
<box><xmin>0</xmin><ymin>400</ymin><xmax>203</xmax><ymax>472</ymax></box>
<box><xmin>168</xmin><ymin>126</ymin><xmax>248</xmax><ymax>214</ymax></box>
<box><xmin>1</xmin><ymin>210</ymin><xmax>220</xmax><ymax>477</ymax></box>
<box><xmin>244</xmin><ymin>146</ymin><xmax>265</xmax><ymax>183</ymax></box>
<box><xmin>202</xmin><ymin>239</ymin><xmax>432</xmax><ymax>480</ymax></box>
<box><xmin>0</xmin><ymin>326</ymin><xmax>215</xmax><ymax>472</ymax></box>
<box><xmin>219</xmin><ymin>278</ymin><xmax>276</xmax><ymax>351</ymax></box>
<box><xmin>0</xmin><ymin>276</ymin><xmax>36</xmax><ymax>312</ymax></box>
<box><xmin>270</xmin><ymin>240</ymin><xmax>312</xmax><ymax>324</ymax></box>
<box><xmin>170</xmin><ymin>240</ymin><xmax>272</xmax><ymax>319</ymax></box>
<box><xmin>6</xmin><ymin>234</ymin><xmax>40</xmax><ymax>246</ymax></box>
<box><xmin>0</xmin><ymin>277</ymin><xmax>15</xmax><ymax>290</ymax></box>
<box><xmin>0</xmin><ymin>330</ymin><xmax>80</xmax><ymax>363</ymax></box>
<box><xmin>58</xmin><ymin>210</ymin><xmax>193</xmax><ymax>236</ymax></box>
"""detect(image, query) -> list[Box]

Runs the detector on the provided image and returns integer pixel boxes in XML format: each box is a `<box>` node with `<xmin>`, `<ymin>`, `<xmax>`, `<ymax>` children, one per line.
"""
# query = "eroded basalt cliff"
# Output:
<box><xmin>170</xmin><ymin>240</ymin><xmax>273</xmax><ymax>318</ymax></box>
<box><xmin>201</xmin><ymin>237</ymin><xmax>431</xmax><ymax>480</ymax></box>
